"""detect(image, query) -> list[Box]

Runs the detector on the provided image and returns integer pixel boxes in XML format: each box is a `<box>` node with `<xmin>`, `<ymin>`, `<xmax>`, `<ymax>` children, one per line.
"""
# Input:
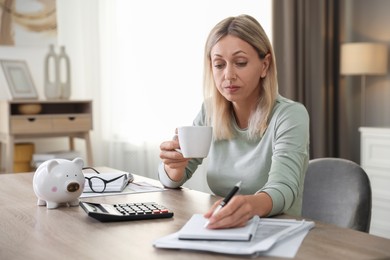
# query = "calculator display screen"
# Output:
<box><xmin>82</xmin><ymin>202</ymin><xmax>104</xmax><ymax>213</ymax></box>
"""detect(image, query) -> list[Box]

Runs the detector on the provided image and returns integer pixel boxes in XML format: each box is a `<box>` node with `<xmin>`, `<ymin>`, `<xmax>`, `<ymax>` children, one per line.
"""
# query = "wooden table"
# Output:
<box><xmin>1</xmin><ymin>172</ymin><xmax>389</xmax><ymax>259</ymax></box>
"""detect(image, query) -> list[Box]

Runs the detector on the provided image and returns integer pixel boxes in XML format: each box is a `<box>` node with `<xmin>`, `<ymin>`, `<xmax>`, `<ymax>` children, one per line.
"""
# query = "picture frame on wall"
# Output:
<box><xmin>0</xmin><ymin>0</ymin><xmax>57</xmax><ymax>46</ymax></box>
<box><xmin>0</xmin><ymin>60</ymin><xmax>38</xmax><ymax>99</ymax></box>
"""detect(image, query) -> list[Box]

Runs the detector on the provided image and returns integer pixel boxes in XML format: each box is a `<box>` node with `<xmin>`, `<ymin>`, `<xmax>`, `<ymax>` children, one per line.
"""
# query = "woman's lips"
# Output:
<box><xmin>225</xmin><ymin>85</ymin><xmax>240</xmax><ymax>93</ymax></box>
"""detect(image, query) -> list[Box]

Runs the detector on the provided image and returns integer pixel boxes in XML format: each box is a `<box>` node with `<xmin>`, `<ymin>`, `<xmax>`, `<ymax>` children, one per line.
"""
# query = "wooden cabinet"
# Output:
<box><xmin>0</xmin><ymin>100</ymin><xmax>93</xmax><ymax>173</ymax></box>
<box><xmin>359</xmin><ymin>127</ymin><xmax>390</xmax><ymax>239</ymax></box>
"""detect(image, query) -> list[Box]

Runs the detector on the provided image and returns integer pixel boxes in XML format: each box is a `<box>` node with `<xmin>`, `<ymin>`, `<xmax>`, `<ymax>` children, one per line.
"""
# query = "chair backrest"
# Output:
<box><xmin>302</xmin><ymin>158</ymin><xmax>372</xmax><ymax>232</ymax></box>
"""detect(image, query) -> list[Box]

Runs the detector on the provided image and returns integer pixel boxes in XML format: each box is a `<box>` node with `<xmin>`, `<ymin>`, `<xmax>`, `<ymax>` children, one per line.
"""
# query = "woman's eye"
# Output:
<box><xmin>236</xmin><ymin>62</ymin><xmax>247</xmax><ymax>67</ymax></box>
<box><xmin>214</xmin><ymin>63</ymin><xmax>225</xmax><ymax>69</ymax></box>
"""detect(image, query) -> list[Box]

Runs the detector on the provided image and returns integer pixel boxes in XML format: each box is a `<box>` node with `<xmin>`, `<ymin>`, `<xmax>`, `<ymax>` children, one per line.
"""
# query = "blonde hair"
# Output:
<box><xmin>203</xmin><ymin>14</ymin><xmax>278</xmax><ymax>140</ymax></box>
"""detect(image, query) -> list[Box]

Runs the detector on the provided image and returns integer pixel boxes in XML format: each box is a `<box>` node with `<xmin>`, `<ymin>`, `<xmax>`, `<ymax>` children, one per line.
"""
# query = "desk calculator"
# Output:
<box><xmin>80</xmin><ymin>201</ymin><xmax>174</xmax><ymax>222</ymax></box>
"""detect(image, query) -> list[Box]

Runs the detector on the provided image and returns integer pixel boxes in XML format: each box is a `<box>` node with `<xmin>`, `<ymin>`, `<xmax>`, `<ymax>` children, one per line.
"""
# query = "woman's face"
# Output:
<box><xmin>210</xmin><ymin>35</ymin><xmax>269</xmax><ymax>106</ymax></box>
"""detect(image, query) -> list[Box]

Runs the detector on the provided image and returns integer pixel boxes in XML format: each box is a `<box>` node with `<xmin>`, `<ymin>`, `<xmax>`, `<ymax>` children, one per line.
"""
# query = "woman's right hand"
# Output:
<box><xmin>159</xmin><ymin>135</ymin><xmax>189</xmax><ymax>182</ymax></box>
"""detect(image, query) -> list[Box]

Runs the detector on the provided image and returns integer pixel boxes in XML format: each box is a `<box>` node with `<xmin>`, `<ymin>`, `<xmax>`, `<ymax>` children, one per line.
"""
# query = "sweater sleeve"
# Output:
<box><xmin>158</xmin><ymin>162</ymin><xmax>186</xmax><ymax>188</ymax></box>
<box><xmin>257</xmin><ymin>101</ymin><xmax>310</xmax><ymax>216</ymax></box>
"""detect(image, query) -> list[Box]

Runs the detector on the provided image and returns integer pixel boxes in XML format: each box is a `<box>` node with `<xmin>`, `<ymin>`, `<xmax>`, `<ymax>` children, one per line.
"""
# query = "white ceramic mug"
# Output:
<box><xmin>177</xmin><ymin>126</ymin><xmax>212</xmax><ymax>158</ymax></box>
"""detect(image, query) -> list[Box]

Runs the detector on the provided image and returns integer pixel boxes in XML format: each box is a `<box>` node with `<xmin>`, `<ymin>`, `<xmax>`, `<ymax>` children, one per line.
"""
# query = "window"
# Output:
<box><xmin>99</xmin><ymin>0</ymin><xmax>272</xmax><ymax>180</ymax></box>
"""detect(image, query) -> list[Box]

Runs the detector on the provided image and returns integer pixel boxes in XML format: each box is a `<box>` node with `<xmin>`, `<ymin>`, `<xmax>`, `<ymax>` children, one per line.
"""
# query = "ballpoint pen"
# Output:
<box><xmin>204</xmin><ymin>181</ymin><xmax>242</xmax><ymax>228</ymax></box>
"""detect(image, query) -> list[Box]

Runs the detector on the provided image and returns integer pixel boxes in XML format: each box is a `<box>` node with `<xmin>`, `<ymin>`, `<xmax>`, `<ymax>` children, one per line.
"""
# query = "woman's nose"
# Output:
<box><xmin>225</xmin><ymin>64</ymin><xmax>237</xmax><ymax>81</ymax></box>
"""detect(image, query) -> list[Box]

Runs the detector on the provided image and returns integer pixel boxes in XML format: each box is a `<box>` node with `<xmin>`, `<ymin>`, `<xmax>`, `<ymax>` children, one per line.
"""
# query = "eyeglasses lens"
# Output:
<box><xmin>89</xmin><ymin>177</ymin><xmax>106</xmax><ymax>193</ymax></box>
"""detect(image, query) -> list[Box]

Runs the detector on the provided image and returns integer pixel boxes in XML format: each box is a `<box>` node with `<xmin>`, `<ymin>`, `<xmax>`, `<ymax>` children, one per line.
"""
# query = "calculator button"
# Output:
<box><xmin>103</xmin><ymin>205</ymin><xmax>123</xmax><ymax>215</ymax></box>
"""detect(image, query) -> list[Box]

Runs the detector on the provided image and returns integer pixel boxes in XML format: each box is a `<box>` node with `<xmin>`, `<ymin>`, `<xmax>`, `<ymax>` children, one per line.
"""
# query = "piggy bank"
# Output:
<box><xmin>33</xmin><ymin>157</ymin><xmax>85</xmax><ymax>209</ymax></box>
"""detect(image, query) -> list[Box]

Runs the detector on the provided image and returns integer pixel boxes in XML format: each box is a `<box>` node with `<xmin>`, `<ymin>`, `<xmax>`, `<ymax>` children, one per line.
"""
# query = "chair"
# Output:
<box><xmin>301</xmin><ymin>158</ymin><xmax>372</xmax><ymax>232</ymax></box>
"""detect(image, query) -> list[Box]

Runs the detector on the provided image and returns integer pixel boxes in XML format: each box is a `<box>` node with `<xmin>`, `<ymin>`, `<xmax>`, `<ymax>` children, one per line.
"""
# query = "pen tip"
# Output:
<box><xmin>236</xmin><ymin>181</ymin><xmax>242</xmax><ymax>187</ymax></box>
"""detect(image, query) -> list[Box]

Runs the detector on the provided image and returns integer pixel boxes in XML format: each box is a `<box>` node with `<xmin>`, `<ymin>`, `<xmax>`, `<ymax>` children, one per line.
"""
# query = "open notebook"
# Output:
<box><xmin>83</xmin><ymin>171</ymin><xmax>133</xmax><ymax>193</ymax></box>
<box><xmin>178</xmin><ymin>214</ymin><xmax>259</xmax><ymax>241</ymax></box>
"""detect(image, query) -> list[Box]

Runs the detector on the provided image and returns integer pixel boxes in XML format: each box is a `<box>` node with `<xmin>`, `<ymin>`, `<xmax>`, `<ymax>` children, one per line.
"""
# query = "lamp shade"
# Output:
<box><xmin>340</xmin><ymin>42</ymin><xmax>388</xmax><ymax>75</ymax></box>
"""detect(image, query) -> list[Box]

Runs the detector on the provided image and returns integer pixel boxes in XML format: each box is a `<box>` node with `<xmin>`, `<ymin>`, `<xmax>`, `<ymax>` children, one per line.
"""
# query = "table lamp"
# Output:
<box><xmin>340</xmin><ymin>42</ymin><xmax>388</xmax><ymax>125</ymax></box>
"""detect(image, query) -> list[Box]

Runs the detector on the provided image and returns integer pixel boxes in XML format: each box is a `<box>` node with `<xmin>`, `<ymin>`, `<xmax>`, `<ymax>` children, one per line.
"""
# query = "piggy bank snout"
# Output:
<box><xmin>67</xmin><ymin>182</ymin><xmax>81</xmax><ymax>192</ymax></box>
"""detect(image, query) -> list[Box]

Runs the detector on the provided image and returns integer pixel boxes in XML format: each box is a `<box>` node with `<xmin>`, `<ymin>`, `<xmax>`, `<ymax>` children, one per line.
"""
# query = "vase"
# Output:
<box><xmin>58</xmin><ymin>46</ymin><xmax>71</xmax><ymax>99</ymax></box>
<box><xmin>44</xmin><ymin>44</ymin><xmax>60</xmax><ymax>99</ymax></box>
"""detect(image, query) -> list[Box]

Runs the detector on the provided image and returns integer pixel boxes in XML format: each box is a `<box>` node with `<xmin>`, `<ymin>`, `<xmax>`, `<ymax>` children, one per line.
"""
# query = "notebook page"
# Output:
<box><xmin>178</xmin><ymin>214</ymin><xmax>260</xmax><ymax>241</ymax></box>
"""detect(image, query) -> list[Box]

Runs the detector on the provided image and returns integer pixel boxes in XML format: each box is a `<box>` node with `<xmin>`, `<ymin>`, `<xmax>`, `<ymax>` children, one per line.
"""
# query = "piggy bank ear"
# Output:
<box><xmin>72</xmin><ymin>157</ymin><xmax>84</xmax><ymax>169</ymax></box>
<box><xmin>47</xmin><ymin>160</ymin><xmax>59</xmax><ymax>172</ymax></box>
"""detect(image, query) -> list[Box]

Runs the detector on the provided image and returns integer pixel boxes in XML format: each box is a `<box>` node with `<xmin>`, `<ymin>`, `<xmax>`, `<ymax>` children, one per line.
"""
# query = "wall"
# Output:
<box><xmin>2</xmin><ymin>0</ymin><xmax>273</xmax><ymax>195</ymax></box>
<box><xmin>0</xmin><ymin>0</ymin><xmax>105</xmax><ymax>168</ymax></box>
<box><xmin>4</xmin><ymin>1</ymin><xmax>389</xmax><ymax>170</ymax></box>
<box><xmin>340</xmin><ymin>0</ymin><xmax>390</xmax><ymax>163</ymax></box>
<box><xmin>96</xmin><ymin>0</ymin><xmax>272</xmax><ymax>194</ymax></box>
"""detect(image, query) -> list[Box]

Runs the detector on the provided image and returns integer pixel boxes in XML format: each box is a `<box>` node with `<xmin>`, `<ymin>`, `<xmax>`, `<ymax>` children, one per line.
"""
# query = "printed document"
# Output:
<box><xmin>153</xmin><ymin>217</ymin><xmax>315</xmax><ymax>257</ymax></box>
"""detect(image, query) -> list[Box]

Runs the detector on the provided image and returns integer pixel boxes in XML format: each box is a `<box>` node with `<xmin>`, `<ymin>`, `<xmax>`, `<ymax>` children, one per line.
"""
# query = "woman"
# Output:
<box><xmin>158</xmin><ymin>14</ymin><xmax>309</xmax><ymax>229</ymax></box>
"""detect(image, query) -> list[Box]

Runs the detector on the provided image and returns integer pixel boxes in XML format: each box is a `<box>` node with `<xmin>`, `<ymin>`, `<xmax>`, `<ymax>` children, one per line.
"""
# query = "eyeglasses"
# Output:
<box><xmin>82</xmin><ymin>167</ymin><xmax>126</xmax><ymax>193</ymax></box>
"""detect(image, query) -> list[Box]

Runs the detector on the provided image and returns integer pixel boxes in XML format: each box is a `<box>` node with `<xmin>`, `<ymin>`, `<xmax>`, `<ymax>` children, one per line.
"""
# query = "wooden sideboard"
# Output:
<box><xmin>0</xmin><ymin>100</ymin><xmax>93</xmax><ymax>173</ymax></box>
<box><xmin>359</xmin><ymin>127</ymin><xmax>390</xmax><ymax>239</ymax></box>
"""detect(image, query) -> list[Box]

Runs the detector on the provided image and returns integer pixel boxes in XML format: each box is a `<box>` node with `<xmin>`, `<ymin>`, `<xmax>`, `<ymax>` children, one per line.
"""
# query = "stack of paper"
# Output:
<box><xmin>83</xmin><ymin>171</ymin><xmax>134</xmax><ymax>193</ymax></box>
<box><xmin>153</xmin><ymin>216</ymin><xmax>315</xmax><ymax>257</ymax></box>
<box><xmin>32</xmin><ymin>150</ymin><xmax>81</xmax><ymax>169</ymax></box>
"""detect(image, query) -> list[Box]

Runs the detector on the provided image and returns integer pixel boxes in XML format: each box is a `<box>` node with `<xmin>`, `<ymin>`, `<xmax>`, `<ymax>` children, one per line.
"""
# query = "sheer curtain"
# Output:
<box><xmin>99</xmin><ymin>0</ymin><xmax>272</xmax><ymax>192</ymax></box>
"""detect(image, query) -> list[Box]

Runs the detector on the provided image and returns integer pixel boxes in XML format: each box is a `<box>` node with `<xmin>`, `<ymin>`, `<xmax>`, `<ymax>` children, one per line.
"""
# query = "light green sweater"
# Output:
<box><xmin>158</xmin><ymin>95</ymin><xmax>310</xmax><ymax>217</ymax></box>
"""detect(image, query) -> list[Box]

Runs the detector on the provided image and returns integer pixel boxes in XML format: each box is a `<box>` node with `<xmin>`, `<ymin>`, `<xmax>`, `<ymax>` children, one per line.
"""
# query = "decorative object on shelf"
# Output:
<box><xmin>340</xmin><ymin>42</ymin><xmax>388</xmax><ymax>125</ymax></box>
<box><xmin>0</xmin><ymin>59</ymin><xmax>38</xmax><ymax>100</ymax></box>
<box><xmin>44</xmin><ymin>44</ymin><xmax>60</xmax><ymax>99</ymax></box>
<box><xmin>14</xmin><ymin>142</ymin><xmax>35</xmax><ymax>173</ymax></box>
<box><xmin>17</xmin><ymin>103</ymin><xmax>42</xmax><ymax>115</ymax></box>
<box><xmin>44</xmin><ymin>44</ymin><xmax>72</xmax><ymax>100</ymax></box>
<box><xmin>58</xmin><ymin>46</ymin><xmax>71</xmax><ymax>99</ymax></box>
